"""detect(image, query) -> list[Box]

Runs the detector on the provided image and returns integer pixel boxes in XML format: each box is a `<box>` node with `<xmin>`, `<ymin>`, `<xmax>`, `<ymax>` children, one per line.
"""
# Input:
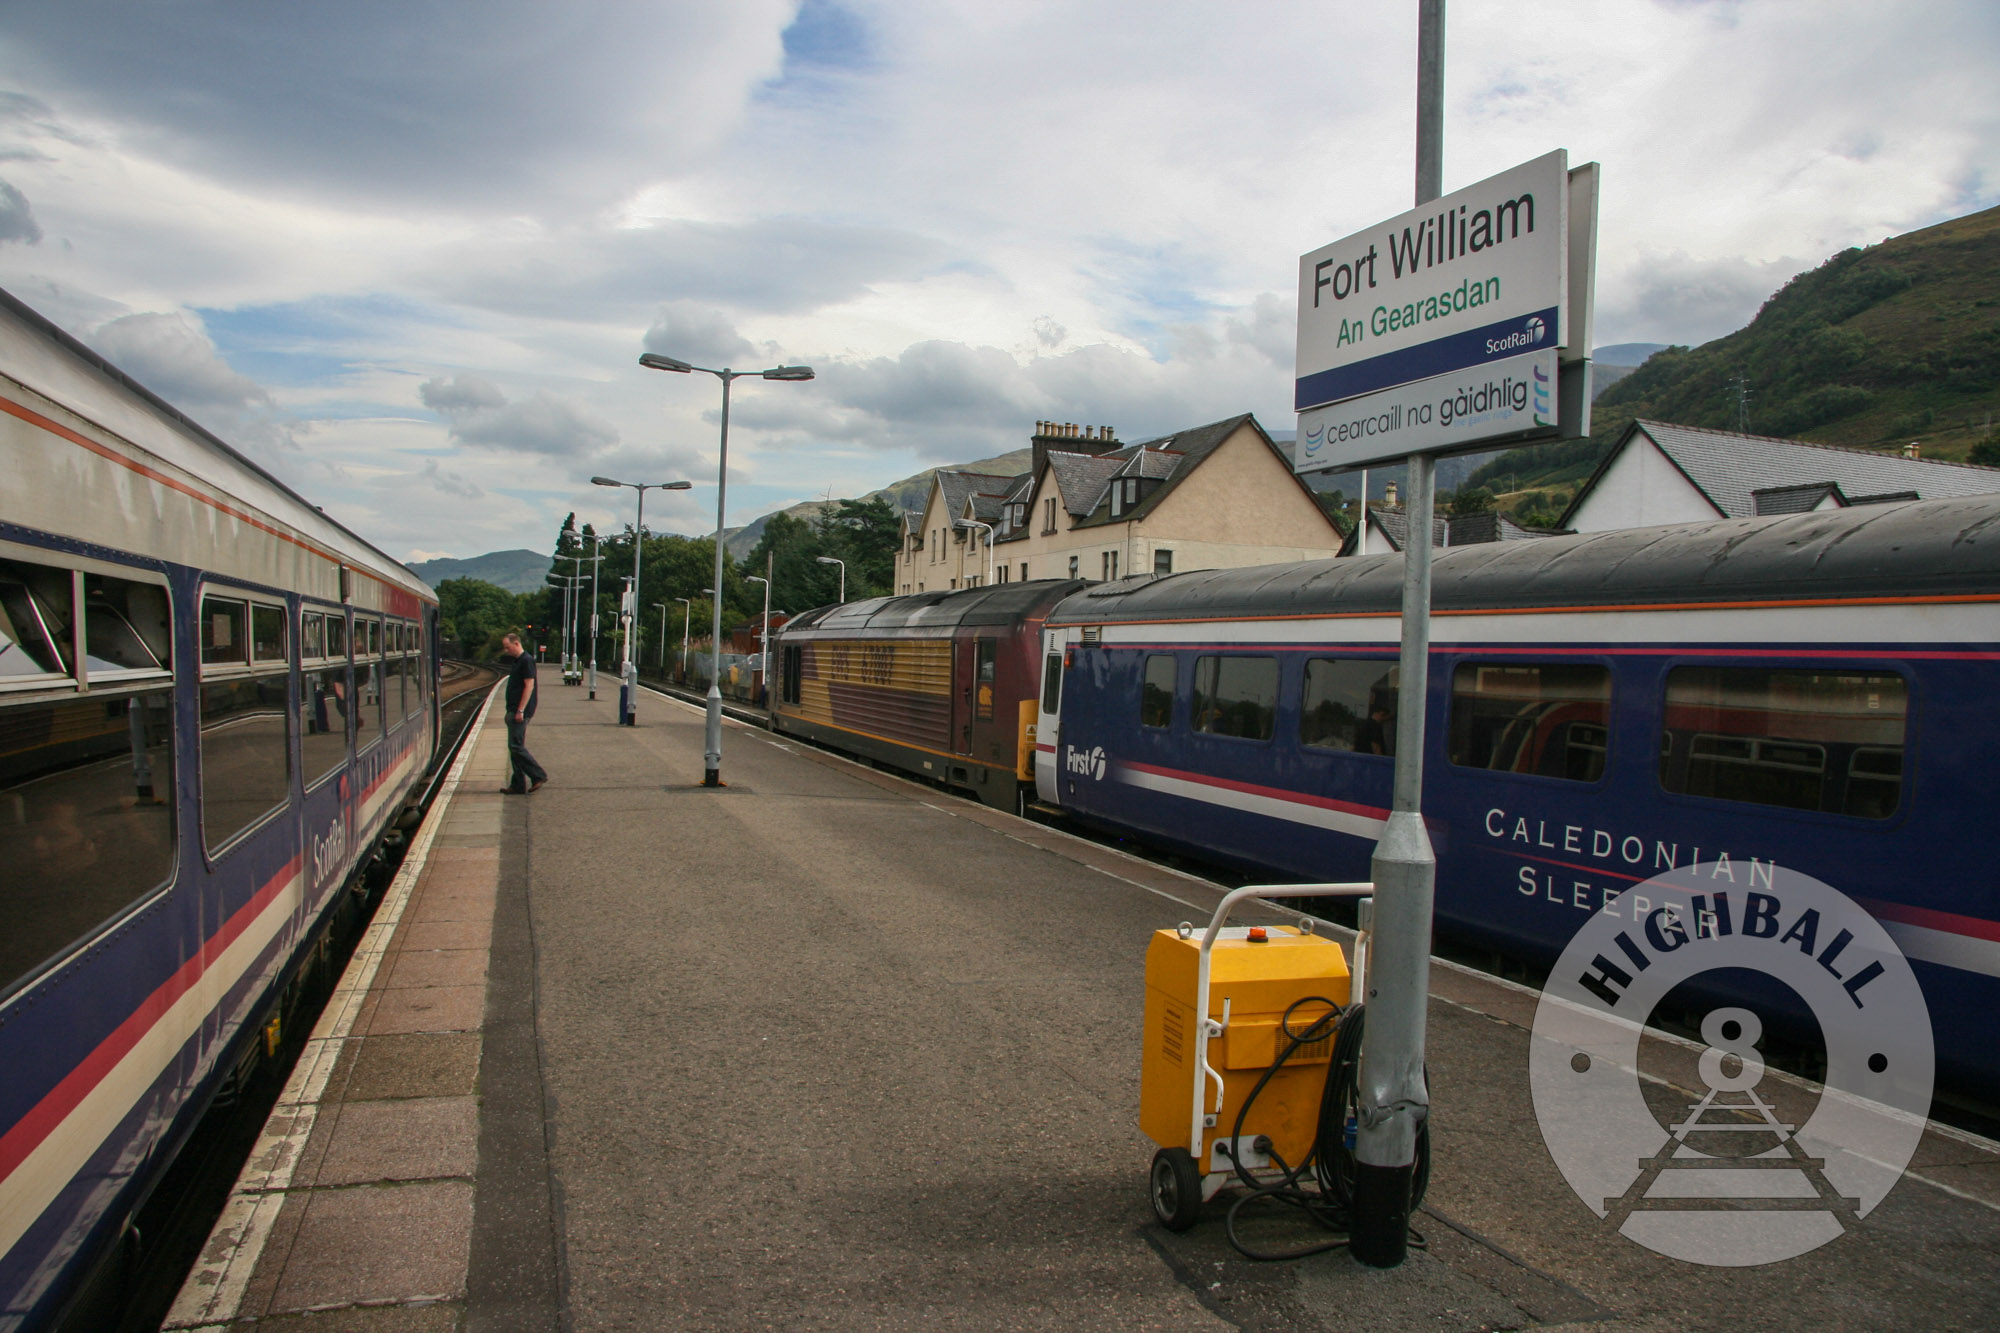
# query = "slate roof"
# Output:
<box><xmin>1563</xmin><ymin>420</ymin><xmax>2000</xmax><ymax>526</ymax></box>
<box><xmin>1340</xmin><ymin>506</ymin><xmax>1561</xmax><ymax>555</ymax></box>
<box><xmin>1046</xmin><ymin>451</ymin><xmax>1129</xmax><ymax>517</ymax></box>
<box><xmin>1751</xmin><ymin>482</ymin><xmax>1841</xmax><ymax>515</ymax></box>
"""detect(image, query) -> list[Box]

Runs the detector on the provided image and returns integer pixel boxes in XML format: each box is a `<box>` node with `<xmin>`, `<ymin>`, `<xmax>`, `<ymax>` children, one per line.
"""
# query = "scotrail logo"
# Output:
<box><xmin>1483</xmin><ymin>314</ymin><xmax>1549</xmax><ymax>356</ymax></box>
<box><xmin>1064</xmin><ymin>744</ymin><xmax>1107</xmax><ymax>780</ymax></box>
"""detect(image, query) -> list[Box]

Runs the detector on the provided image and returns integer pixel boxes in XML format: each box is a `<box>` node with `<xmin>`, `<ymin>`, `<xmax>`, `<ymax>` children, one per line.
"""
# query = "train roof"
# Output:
<box><xmin>1045</xmin><ymin>493</ymin><xmax>2000</xmax><ymax>625</ymax></box>
<box><xmin>0</xmin><ymin>285</ymin><xmax>432</xmax><ymax>603</ymax></box>
<box><xmin>782</xmin><ymin>579</ymin><xmax>1091</xmax><ymax>635</ymax></box>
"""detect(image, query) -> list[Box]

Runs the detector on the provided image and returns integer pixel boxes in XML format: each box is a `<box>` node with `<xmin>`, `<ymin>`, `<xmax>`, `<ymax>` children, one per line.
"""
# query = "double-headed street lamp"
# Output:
<box><xmin>591</xmin><ymin>475</ymin><xmax>692</xmax><ymax>725</ymax></box>
<box><xmin>815</xmin><ymin>555</ymin><xmax>845</xmax><ymax>603</ymax></box>
<box><xmin>639</xmin><ymin>352</ymin><xmax>814</xmax><ymax>787</ymax></box>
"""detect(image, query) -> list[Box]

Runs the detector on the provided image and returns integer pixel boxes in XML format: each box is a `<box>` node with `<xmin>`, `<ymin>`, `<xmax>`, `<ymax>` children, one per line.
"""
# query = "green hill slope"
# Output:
<box><xmin>1467</xmin><ymin>203</ymin><xmax>2000</xmax><ymax>516</ymax></box>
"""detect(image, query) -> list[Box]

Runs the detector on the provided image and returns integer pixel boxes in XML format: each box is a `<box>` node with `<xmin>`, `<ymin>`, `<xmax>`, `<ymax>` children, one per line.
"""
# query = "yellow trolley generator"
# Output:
<box><xmin>1142</xmin><ymin>883</ymin><xmax>1421</xmax><ymax>1256</ymax></box>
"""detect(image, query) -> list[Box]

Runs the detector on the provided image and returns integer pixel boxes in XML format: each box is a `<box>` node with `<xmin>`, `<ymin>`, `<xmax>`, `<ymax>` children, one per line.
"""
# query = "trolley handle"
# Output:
<box><xmin>1187</xmin><ymin>883</ymin><xmax>1374</xmax><ymax>1156</ymax></box>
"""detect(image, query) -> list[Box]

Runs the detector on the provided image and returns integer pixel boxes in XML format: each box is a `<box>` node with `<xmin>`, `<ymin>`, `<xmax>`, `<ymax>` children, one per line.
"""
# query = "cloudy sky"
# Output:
<box><xmin>1</xmin><ymin>1</ymin><xmax>1994</xmax><ymax>560</ymax></box>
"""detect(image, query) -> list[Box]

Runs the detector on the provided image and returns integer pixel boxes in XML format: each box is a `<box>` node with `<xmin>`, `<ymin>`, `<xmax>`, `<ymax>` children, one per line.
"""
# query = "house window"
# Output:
<box><xmin>1101</xmin><ymin>550</ymin><xmax>1119</xmax><ymax>581</ymax></box>
<box><xmin>1110</xmin><ymin>487</ymin><xmax>1123</xmax><ymax>518</ymax></box>
<box><xmin>1020</xmin><ymin>563</ymin><xmax>1028</xmax><ymax>582</ymax></box>
<box><xmin>1154</xmin><ymin>549</ymin><xmax>1173</xmax><ymax>575</ymax></box>
<box><xmin>1068</xmin><ymin>555</ymin><xmax>1079</xmax><ymax>578</ymax></box>
<box><xmin>1044</xmin><ymin>498</ymin><xmax>1057</xmax><ymax>533</ymax></box>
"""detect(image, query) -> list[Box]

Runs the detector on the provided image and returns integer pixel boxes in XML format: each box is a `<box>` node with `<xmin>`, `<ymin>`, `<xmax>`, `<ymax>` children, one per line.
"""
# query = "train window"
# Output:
<box><xmin>326</xmin><ymin>613</ymin><xmax>346</xmax><ymax>660</ymax></box>
<box><xmin>302</xmin><ymin>612</ymin><xmax>326</xmax><ymax>662</ymax></box>
<box><xmin>0</xmin><ymin>686</ymin><xmax>176</xmax><ymax>997</ymax></box>
<box><xmin>83</xmin><ymin>573</ymin><xmax>170</xmax><ymax>677</ymax></box>
<box><xmin>782</xmin><ymin>644</ymin><xmax>803</xmax><ymax>706</ymax></box>
<box><xmin>200</xmin><ymin>674</ymin><xmax>291</xmax><ymax>851</ymax></box>
<box><xmin>0</xmin><ymin>563</ymin><xmax>69</xmax><ymax>680</ymax></box>
<box><xmin>1140</xmin><ymin>654</ymin><xmax>1176</xmax><ymax>728</ymax></box>
<box><xmin>301</xmin><ymin>664</ymin><xmax>349</xmax><ymax>786</ymax></box>
<box><xmin>1449</xmin><ymin>662</ymin><xmax>1610</xmax><ymax>781</ymax></box>
<box><xmin>1191</xmin><ymin>656</ymin><xmax>1278</xmax><ymax>741</ymax></box>
<box><xmin>1302</xmin><ymin>658</ymin><xmax>1398</xmax><ymax>756</ymax></box>
<box><xmin>1041</xmin><ymin>652</ymin><xmax>1063</xmax><ymax>716</ymax></box>
<box><xmin>354</xmin><ymin>653</ymin><xmax>380</xmax><ymax>748</ymax></box>
<box><xmin>1660</xmin><ymin>666</ymin><xmax>1906</xmax><ymax>819</ymax></box>
<box><xmin>252</xmin><ymin>604</ymin><xmax>287</xmax><ymax>663</ymax></box>
<box><xmin>202</xmin><ymin>596</ymin><xmax>248</xmax><ymax>666</ymax></box>
<box><xmin>976</xmin><ymin>639</ymin><xmax>997</xmax><ymax>720</ymax></box>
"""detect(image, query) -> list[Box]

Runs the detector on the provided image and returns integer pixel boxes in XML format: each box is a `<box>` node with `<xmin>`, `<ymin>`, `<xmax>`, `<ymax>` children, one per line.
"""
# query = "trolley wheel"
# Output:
<box><xmin>1150</xmin><ymin>1147</ymin><xmax>1204</xmax><ymax>1232</ymax></box>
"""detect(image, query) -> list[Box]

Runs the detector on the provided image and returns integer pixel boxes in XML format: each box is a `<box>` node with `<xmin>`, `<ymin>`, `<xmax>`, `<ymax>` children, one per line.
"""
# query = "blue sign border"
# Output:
<box><xmin>1294</xmin><ymin>306</ymin><xmax>1560</xmax><ymax>412</ymax></box>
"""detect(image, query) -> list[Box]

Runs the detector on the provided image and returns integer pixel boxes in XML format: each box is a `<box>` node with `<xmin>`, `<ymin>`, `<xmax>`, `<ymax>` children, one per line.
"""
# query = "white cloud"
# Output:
<box><xmin>0</xmin><ymin>0</ymin><xmax>1992</xmax><ymax>561</ymax></box>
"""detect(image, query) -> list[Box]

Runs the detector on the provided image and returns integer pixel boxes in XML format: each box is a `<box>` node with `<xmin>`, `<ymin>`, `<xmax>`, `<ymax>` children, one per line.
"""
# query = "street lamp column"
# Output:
<box><xmin>961</xmin><ymin>519</ymin><xmax>994</xmax><ymax>587</ymax></box>
<box><xmin>674</xmin><ymin>596</ymin><xmax>691</xmax><ymax>681</ymax></box>
<box><xmin>815</xmin><ymin>555</ymin><xmax>845</xmax><ymax>603</ymax></box>
<box><xmin>653</xmin><ymin>603</ymin><xmax>667</xmax><ymax>671</ymax></box>
<box><xmin>640</xmin><ymin>352</ymin><xmax>814</xmax><ymax>786</ymax></box>
<box><xmin>747</xmin><ymin>573</ymin><xmax>771</xmax><ymax>707</ymax></box>
<box><xmin>592</xmin><ymin>475</ymin><xmax>692</xmax><ymax>724</ymax></box>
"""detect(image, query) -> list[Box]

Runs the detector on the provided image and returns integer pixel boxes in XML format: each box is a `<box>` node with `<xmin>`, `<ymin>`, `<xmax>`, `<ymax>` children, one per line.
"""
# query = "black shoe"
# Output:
<box><xmin>499</xmin><ymin>786</ymin><xmax>527</xmax><ymax>795</ymax></box>
<box><xmin>527</xmin><ymin>778</ymin><xmax>548</xmax><ymax>793</ymax></box>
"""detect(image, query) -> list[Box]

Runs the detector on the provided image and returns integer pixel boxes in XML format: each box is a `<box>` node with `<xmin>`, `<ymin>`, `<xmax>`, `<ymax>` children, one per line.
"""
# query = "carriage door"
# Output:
<box><xmin>952</xmin><ymin>632</ymin><xmax>976</xmax><ymax>754</ymax></box>
<box><xmin>1034</xmin><ymin>628</ymin><xmax>1069</xmax><ymax>805</ymax></box>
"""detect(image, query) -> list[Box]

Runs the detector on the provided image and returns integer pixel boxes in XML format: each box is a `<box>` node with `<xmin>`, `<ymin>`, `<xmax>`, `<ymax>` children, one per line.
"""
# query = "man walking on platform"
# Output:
<box><xmin>499</xmin><ymin>632</ymin><xmax>548</xmax><ymax>794</ymax></box>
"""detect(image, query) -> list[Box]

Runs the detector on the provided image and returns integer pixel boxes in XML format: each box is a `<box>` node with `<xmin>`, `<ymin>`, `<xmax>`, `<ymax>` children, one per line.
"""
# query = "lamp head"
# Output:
<box><xmin>664</xmin><ymin>480</ymin><xmax>693</xmax><ymax>490</ymax></box>
<box><xmin>762</xmin><ymin>365</ymin><xmax>815</xmax><ymax>381</ymax></box>
<box><xmin>639</xmin><ymin>353</ymin><xmax>694</xmax><ymax>373</ymax></box>
<box><xmin>815</xmin><ymin>556</ymin><xmax>840</xmax><ymax>566</ymax></box>
<box><xmin>591</xmin><ymin>476</ymin><xmax>622</xmax><ymax>488</ymax></box>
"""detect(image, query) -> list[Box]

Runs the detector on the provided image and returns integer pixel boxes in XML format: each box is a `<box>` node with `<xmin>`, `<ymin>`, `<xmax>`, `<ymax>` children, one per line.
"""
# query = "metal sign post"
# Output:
<box><xmin>1286</xmin><ymin>1</ymin><xmax>1594</xmax><ymax>1267</ymax></box>
<box><xmin>1347</xmin><ymin>0</ymin><xmax>1445</xmax><ymax>1269</ymax></box>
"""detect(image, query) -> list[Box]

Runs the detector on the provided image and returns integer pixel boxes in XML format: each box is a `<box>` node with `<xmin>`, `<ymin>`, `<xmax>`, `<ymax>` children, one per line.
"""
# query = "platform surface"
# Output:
<box><xmin>169</xmin><ymin>681</ymin><xmax>2000</xmax><ymax>1331</ymax></box>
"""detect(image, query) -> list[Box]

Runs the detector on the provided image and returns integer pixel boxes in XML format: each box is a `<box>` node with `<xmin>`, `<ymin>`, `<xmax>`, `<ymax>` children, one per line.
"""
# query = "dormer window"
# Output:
<box><xmin>1110</xmin><ymin>476</ymin><xmax>1141</xmax><ymax>517</ymax></box>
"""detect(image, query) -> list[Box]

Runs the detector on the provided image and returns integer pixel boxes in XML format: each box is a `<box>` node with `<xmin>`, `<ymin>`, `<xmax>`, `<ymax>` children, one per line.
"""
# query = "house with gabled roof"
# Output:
<box><xmin>1561</xmin><ymin>420</ymin><xmax>2000</xmax><ymax>532</ymax></box>
<box><xmin>892</xmin><ymin>415</ymin><xmax>1344</xmax><ymax>593</ymax></box>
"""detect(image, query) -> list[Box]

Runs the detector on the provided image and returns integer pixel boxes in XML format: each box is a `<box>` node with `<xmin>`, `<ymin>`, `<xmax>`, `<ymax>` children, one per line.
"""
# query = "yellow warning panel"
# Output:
<box><xmin>1140</xmin><ymin>926</ymin><xmax>1350</xmax><ymax>1173</ymax></box>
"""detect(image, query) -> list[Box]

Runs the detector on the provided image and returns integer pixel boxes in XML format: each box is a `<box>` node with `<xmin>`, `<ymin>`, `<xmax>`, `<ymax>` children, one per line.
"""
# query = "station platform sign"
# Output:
<box><xmin>1294</xmin><ymin>150</ymin><xmax>1597</xmax><ymax>474</ymax></box>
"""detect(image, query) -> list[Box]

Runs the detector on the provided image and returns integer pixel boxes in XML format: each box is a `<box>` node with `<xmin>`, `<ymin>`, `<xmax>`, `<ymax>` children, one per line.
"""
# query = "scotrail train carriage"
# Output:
<box><xmin>0</xmin><ymin>287</ymin><xmax>440</xmax><ymax>1329</ymax></box>
<box><xmin>771</xmin><ymin>499</ymin><xmax>2000</xmax><ymax>1111</ymax></box>
<box><xmin>1037</xmin><ymin>497</ymin><xmax>2000</xmax><ymax>1107</ymax></box>
<box><xmin>770</xmin><ymin>580</ymin><xmax>1085</xmax><ymax>810</ymax></box>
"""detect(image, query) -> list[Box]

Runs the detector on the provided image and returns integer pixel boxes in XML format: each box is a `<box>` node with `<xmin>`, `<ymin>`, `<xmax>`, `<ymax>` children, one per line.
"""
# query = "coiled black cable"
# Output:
<box><xmin>1221</xmin><ymin>999</ymin><xmax>1430</xmax><ymax>1261</ymax></box>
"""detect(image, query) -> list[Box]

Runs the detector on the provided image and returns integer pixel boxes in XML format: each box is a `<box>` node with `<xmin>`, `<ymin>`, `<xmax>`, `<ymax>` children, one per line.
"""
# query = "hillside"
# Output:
<box><xmin>407</xmin><ymin>548</ymin><xmax>552</xmax><ymax>592</ymax></box>
<box><xmin>1466</xmin><ymin>203</ymin><xmax>2000</xmax><ymax>514</ymax></box>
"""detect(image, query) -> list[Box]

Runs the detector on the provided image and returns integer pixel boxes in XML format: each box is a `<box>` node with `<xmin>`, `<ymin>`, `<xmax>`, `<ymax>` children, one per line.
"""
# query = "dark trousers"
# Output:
<box><xmin>506</xmin><ymin>716</ymin><xmax>547</xmax><ymax>790</ymax></box>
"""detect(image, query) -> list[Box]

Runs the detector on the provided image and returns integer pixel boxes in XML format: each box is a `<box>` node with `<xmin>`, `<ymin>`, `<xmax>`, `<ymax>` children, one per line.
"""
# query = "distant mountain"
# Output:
<box><xmin>407</xmin><ymin>548</ymin><xmax>552</xmax><ymax>593</ymax></box>
<box><xmin>1594</xmin><ymin>342</ymin><xmax>1670</xmax><ymax>367</ymax></box>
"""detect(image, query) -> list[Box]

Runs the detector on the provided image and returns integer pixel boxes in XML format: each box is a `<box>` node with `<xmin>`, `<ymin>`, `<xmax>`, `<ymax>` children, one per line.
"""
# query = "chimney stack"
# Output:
<box><xmin>1030</xmin><ymin>420</ymin><xmax>1121</xmax><ymax>477</ymax></box>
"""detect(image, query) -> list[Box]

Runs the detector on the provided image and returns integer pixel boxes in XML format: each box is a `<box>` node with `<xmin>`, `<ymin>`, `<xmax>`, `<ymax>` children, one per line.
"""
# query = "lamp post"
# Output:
<box><xmin>815</xmin><ymin>554</ymin><xmax>845</xmax><ymax>603</ymax></box>
<box><xmin>960</xmin><ymin>518</ymin><xmax>994</xmax><ymax>587</ymax></box>
<box><xmin>653</xmin><ymin>603</ymin><xmax>668</xmax><ymax>671</ymax></box>
<box><xmin>592</xmin><ymin>476</ymin><xmax>692</xmax><ymax>725</ymax></box>
<box><xmin>673</xmin><ymin>596</ymin><xmax>691</xmax><ymax>680</ymax></box>
<box><xmin>746</xmin><ymin>573</ymin><xmax>771</xmax><ymax>707</ymax></box>
<box><xmin>640</xmin><ymin>351</ymin><xmax>814</xmax><ymax>786</ymax></box>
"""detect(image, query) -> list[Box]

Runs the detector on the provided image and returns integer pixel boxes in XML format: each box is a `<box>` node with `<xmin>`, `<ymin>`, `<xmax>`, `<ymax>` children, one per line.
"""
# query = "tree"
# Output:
<box><xmin>436</xmin><ymin>578</ymin><xmax>530</xmax><ymax>658</ymax></box>
<box><xmin>819</xmin><ymin>496</ymin><xmax>901</xmax><ymax>596</ymax></box>
<box><xmin>1447</xmin><ymin>487</ymin><xmax>1495</xmax><ymax>516</ymax></box>
<box><xmin>1969</xmin><ymin>429</ymin><xmax>2000</xmax><ymax>467</ymax></box>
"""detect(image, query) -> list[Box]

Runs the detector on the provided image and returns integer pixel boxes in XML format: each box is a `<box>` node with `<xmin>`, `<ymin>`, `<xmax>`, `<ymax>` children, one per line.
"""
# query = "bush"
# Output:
<box><xmin>1968</xmin><ymin>430</ymin><xmax>2000</xmax><ymax>467</ymax></box>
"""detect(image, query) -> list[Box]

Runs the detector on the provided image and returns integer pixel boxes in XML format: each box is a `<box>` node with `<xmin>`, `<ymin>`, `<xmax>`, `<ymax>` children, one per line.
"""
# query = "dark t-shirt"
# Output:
<box><xmin>505</xmin><ymin>653</ymin><xmax>538</xmax><ymax>718</ymax></box>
